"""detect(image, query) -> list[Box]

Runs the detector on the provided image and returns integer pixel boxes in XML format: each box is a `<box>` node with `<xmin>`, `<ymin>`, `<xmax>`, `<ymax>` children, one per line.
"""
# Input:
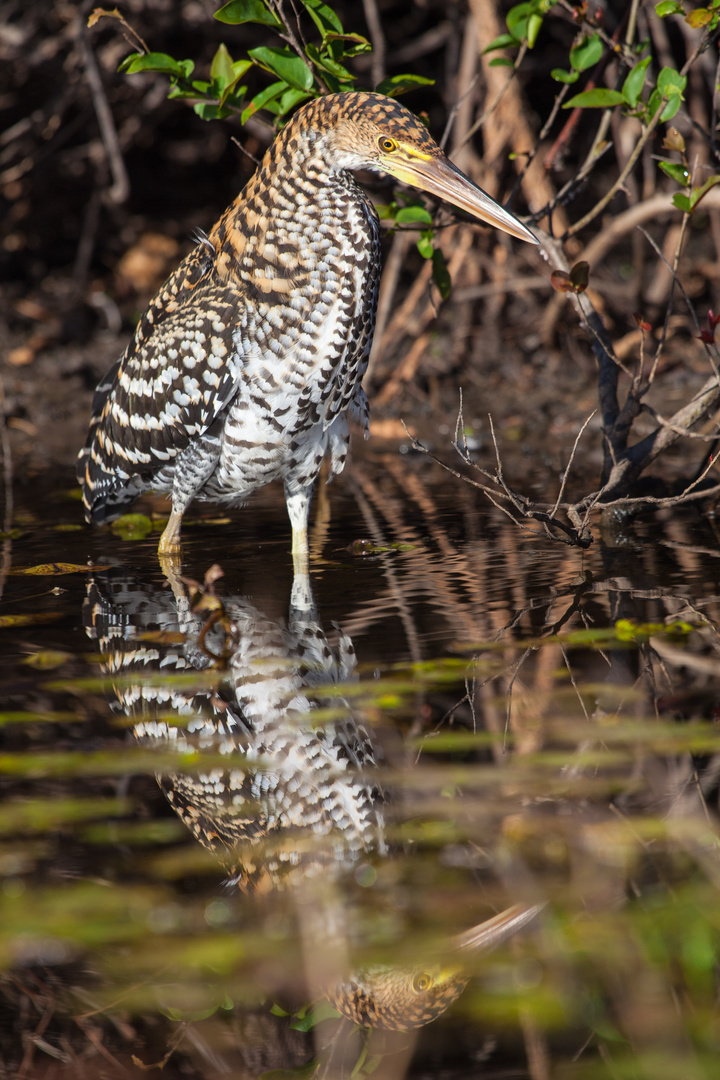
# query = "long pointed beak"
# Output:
<box><xmin>387</xmin><ymin>154</ymin><xmax>538</xmax><ymax>245</ymax></box>
<box><xmin>451</xmin><ymin>903</ymin><xmax>544</xmax><ymax>955</ymax></box>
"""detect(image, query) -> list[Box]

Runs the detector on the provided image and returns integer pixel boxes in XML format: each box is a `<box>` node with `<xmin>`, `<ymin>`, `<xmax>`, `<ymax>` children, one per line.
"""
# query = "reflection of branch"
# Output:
<box><xmin>404</xmin><ymin>414</ymin><xmax>594</xmax><ymax>549</ymax></box>
<box><xmin>347</xmin><ymin>470</ymin><xmax>423</xmax><ymax>664</ymax></box>
<box><xmin>0</xmin><ymin>372</ymin><xmax>12</xmax><ymax>604</ymax></box>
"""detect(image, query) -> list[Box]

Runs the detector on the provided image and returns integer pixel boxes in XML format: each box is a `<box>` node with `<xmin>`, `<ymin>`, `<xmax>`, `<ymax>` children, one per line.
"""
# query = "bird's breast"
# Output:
<box><xmin>205</xmin><ymin>175</ymin><xmax>382</xmax><ymax>498</ymax></box>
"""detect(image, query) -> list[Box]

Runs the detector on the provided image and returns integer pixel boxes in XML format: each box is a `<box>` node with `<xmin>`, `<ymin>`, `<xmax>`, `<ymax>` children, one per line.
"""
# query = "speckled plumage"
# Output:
<box><xmin>84</xmin><ymin>568</ymin><xmax>384</xmax><ymax>893</ymax></box>
<box><xmin>77</xmin><ymin>92</ymin><xmax>535</xmax><ymax>557</ymax></box>
<box><xmin>85</xmin><ymin>567</ymin><xmax>542</xmax><ymax>1029</ymax></box>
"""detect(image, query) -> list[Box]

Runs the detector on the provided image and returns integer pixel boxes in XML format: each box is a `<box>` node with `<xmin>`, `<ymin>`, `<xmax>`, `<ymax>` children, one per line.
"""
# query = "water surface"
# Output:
<box><xmin>2</xmin><ymin>456</ymin><xmax>720</xmax><ymax>1079</ymax></box>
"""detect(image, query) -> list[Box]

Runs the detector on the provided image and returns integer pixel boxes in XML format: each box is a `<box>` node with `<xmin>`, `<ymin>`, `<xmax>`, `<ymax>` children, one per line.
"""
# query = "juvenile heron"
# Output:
<box><xmin>77</xmin><ymin>92</ymin><xmax>536</xmax><ymax>561</ymax></box>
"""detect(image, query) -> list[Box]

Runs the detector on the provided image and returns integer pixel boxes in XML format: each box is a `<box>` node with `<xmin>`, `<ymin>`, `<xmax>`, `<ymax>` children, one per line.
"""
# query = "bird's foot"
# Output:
<box><xmin>158</xmin><ymin>509</ymin><xmax>183</xmax><ymax>556</ymax></box>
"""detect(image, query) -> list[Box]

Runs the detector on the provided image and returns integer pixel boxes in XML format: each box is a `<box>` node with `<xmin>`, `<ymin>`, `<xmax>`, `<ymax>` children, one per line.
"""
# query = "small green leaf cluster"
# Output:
<box><xmin>115</xmin><ymin>0</ymin><xmax>434</xmax><ymax>126</ymax></box>
<box><xmin>565</xmin><ymin>60</ymin><xmax>687</xmax><ymax>124</ymax></box>
<box><xmin>658</xmin><ymin>128</ymin><xmax>720</xmax><ymax>213</ymax></box>
<box><xmin>656</xmin><ymin>0</ymin><xmax>720</xmax><ymax>31</ymax></box>
<box><xmin>483</xmin><ymin>0</ymin><xmax>557</xmax><ymax>65</ymax></box>
<box><xmin>98</xmin><ymin>1</ymin><xmax>457</xmax><ymax>296</ymax></box>
<box><xmin>551</xmin><ymin>32</ymin><xmax>603</xmax><ymax>85</ymax></box>
<box><xmin>375</xmin><ymin>200</ymin><xmax>451</xmax><ymax>298</ymax></box>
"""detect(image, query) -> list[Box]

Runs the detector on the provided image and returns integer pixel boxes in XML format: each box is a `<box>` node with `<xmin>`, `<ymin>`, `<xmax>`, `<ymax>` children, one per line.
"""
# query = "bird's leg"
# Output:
<box><xmin>286</xmin><ymin>486</ymin><xmax>312</xmax><ymax>577</ymax></box>
<box><xmin>158</xmin><ymin>507</ymin><xmax>184</xmax><ymax>556</ymax></box>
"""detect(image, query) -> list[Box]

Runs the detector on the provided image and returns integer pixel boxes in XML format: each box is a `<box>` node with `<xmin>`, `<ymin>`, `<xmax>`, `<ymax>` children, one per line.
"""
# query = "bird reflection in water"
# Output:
<box><xmin>84</xmin><ymin>563</ymin><xmax>541</xmax><ymax>1065</ymax></box>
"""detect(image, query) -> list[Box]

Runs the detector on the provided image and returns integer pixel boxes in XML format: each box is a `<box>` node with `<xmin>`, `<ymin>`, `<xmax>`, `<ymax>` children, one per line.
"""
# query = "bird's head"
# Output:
<box><xmin>303</xmin><ymin>92</ymin><xmax>537</xmax><ymax>245</ymax></box>
<box><xmin>328</xmin><ymin>902</ymin><xmax>543</xmax><ymax>1031</ymax></box>
<box><xmin>329</xmin><ymin>963</ymin><xmax>470</xmax><ymax>1031</ymax></box>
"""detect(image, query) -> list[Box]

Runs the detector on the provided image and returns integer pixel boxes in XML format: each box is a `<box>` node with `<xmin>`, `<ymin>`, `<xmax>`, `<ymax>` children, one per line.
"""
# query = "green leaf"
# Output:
<box><xmin>167</xmin><ymin>82</ymin><xmax>209</xmax><ymax>100</ymax></box>
<box><xmin>660</xmin><ymin>94</ymin><xmax>683</xmax><ymax>122</ymax></box>
<box><xmin>655</xmin><ymin>0</ymin><xmax>686</xmax><ymax>13</ymax></box>
<box><xmin>232</xmin><ymin>59</ymin><xmax>252</xmax><ymax>80</ymax></box>
<box><xmin>119</xmin><ymin>52</ymin><xmax>195</xmax><ymax>79</ymax></box>
<box><xmin>569</xmin><ymin>33</ymin><xmax>603</xmax><ymax>72</ymax></box>
<box><xmin>319</xmin><ymin>73</ymin><xmax>356</xmax><ymax>94</ymax></box>
<box><xmin>658</xmin><ymin>161</ymin><xmax>690</xmax><ymax>184</ymax></box>
<box><xmin>300</xmin><ymin>0</ymin><xmax>343</xmax><ymax>38</ymax></box>
<box><xmin>305</xmin><ymin>43</ymin><xmax>353</xmax><ymax>79</ymax></box>
<box><xmin>215</xmin><ymin>0</ymin><xmax>282</xmax><ymax>27</ymax></box>
<box><xmin>655</xmin><ymin>67</ymin><xmax>687</xmax><ymax>120</ymax></box>
<box><xmin>657</xmin><ymin>66</ymin><xmax>687</xmax><ymax>96</ymax></box>
<box><xmin>506</xmin><ymin>2</ymin><xmax>531</xmax><ymax>42</ymax></box>
<box><xmin>416</xmin><ymin>230</ymin><xmax>434</xmax><ymax>258</ymax></box>
<box><xmin>647</xmin><ymin>87</ymin><xmax>662</xmax><ymax>116</ymax></box>
<box><xmin>324</xmin><ymin>32</ymin><xmax>372</xmax><ymax>57</ymax></box>
<box><xmin>373</xmin><ymin>202</ymin><xmax>396</xmax><ymax>221</ymax></box>
<box><xmin>622</xmin><ymin>56</ymin><xmax>651</xmax><ymax>108</ymax></box>
<box><xmin>432</xmin><ymin>248</ymin><xmax>451</xmax><ymax>299</ymax></box>
<box><xmin>241</xmin><ymin>81</ymin><xmax>287</xmax><ymax>124</ymax></box>
<box><xmin>375</xmin><ymin>73</ymin><xmax>435</xmax><ymax>97</ymax></box>
<box><xmin>672</xmin><ymin>192</ymin><xmax>692</xmax><ymax>212</ymax></box>
<box><xmin>482</xmin><ymin>33</ymin><xmax>520</xmax><ymax>53</ymax></box>
<box><xmin>489</xmin><ymin>57</ymin><xmax>515</xmax><ymax>68</ymax></box>
<box><xmin>551</xmin><ymin>68</ymin><xmax>579</xmax><ymax>83</ymax></box>
<box><xmin>564</xmin><ymin>88</ymin><xmax>626</xmax><ymax>109</ymax></box>
<box><xmin>210</xmin><ymin>43</ymin><xmax>234</xmax><ymax>91</ymax></box>
<box><xmin>527</xmin><ymin>11</ymin><xmax>544</xmax><ymax>47</ymax></box>
<box><xmin>249</xmin><ymin>46</ymin><xmax>314</xmax><ymax>91</ymax></box>
<box><xmin>689</xmin><ymin>174</ymin><xmax>720</xmax><ymax>209</ymax></box>
<box><xmin>219</xmin><ymin>62</ymin><xmax>252</xmax><ymax>106</ymax></box>
<box><xmin>272</xmin><ymin>88</ymin><xmax>315</xmax><ymax>118</ymax></box>
<box><xmin>194</xmin><ymin>102</ymin><xmax>233</xmax><ymax>120</ymax></box>
<box><xmin>396</xmin><ymin>205</ymin><xmax>434</xmax><ymax>226</ymax></box>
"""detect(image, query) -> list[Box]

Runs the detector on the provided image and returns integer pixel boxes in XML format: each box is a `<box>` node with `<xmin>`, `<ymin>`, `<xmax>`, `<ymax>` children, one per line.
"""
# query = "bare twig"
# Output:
<box><xmin>362</xmin><ymin>0</ymin><xmax>386</xmax><ymax>88</ymax></box>
<box><xmin>78</xmin><ymin>19</ymin><xmax>129</xmax><ymax>204</ymax></box>
<box><xmin>549</xmin><ymin>411</ymin><xmax>597</xmax><ymax>520</ymax></box>
<box><xmin>566</xmin><ymin>33</ymin><xmax>709</xmax><ymax>237</ymax></box>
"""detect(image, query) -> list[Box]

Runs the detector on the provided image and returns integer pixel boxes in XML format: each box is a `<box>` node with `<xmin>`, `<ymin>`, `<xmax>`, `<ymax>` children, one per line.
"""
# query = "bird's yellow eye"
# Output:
<box><xmin>378</xmin><ymin>136</ymin><xmax>397</xmax><ymax>153</ymax></box>
<box><xmin>412</xmin><ymin>972</ymin><xmax>433</xmax><ymax>993</ymax></box>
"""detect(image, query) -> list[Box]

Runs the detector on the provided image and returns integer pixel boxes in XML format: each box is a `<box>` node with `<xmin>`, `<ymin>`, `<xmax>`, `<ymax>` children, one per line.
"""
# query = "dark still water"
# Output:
<box><xmin>2</xmin><ymin>456</ymin><xmax>720</xmax><ymax>1079</ymax></box>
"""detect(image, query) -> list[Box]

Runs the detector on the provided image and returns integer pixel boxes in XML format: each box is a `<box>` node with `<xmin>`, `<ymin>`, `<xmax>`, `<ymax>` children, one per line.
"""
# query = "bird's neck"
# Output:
<box><xmin>208</xmin><ymin>132</ymin><xmax>381</xmax><ymax>293</ymax></box>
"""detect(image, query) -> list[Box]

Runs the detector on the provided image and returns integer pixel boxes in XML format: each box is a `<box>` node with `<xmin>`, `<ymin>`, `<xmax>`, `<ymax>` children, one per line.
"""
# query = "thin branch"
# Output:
<box><xmin>565</xmin><ymin>100</ymin><xmax>667</xmax><ymax>238</ymax></box>
<box><xmin>549</xmin><ymin>411</ymin><xmax>597</xmax><ymax>520</ymax></box>
<box><xmin>638</xmin><ymin>226</ymin><xmax>719</xmax><ymax>380</ymax></box>
<box><xmin>79</xmin><ymin>19</ymin><xmax>129</xmax><ymax>204</ymax></box>
<box><xmin>456</xmin><ymin>42</ymin><xmax>529</xmax><ymax>154</ymax></box>
<box><xmin>566</xmin><ymin>32</ymin><xmax>710</xmax><ymax>237</ymax></box>
<box><xmin>362</xmin><ymin>0</ymin><xmax>386</xmax><ymax>88</ymax></box>
<box><xmin>640</xmin><ymin>404</ymin><xmax>720</xmax><ymax>441</ymax></box>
